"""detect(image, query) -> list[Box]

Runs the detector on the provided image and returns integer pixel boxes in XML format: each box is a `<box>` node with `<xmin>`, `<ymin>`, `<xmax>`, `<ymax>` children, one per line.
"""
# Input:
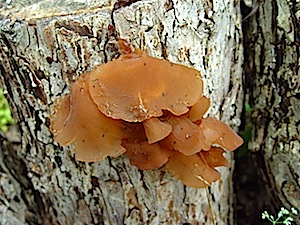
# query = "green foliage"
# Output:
<box><xmin>236</xmin><ymin>102</ymin><xmax>253</xmax><ymax>157</ymax></box>
<box><xmin>0</xmin><ymin>88</ymin><xmax>14</xmax><ymax>132</ymax></box>
<box><xmin>262</xmin><ymin>207</ymin><xmax>298</xmax><ymax>225</ymax></box>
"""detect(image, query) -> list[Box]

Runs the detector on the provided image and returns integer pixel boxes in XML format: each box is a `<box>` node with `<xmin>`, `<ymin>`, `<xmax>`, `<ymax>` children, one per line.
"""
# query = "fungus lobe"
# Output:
<box><xmin>87</xmin><ymin>47</ymin><xmax>203</xmax><ymax>122</ymax></box>
<box><xmin>188</xmin><ymin>96</ymin><xmax>210</xmax><ymax>122</ymax></box>
<box><xmin>200</xmin><ymin>147</ymin><xmax>230</xmax><ymax>168</ymax></box>
<box><xmin>143</xmin><ymin>117</ymin><xmax>172</xmax><ymax>144</ymax></box>
<box><xmin>123</xmin><ymin>141</ymin><xmax>172</xmax><ymax>170</ymax></box>
<box><xmin>160</xmin><ymin>115</ymin><xmax>207</xmax><ymax>156</ymax></box>
<box><xmin>165</xmin><ymin>151</ymin><xmax>221</xmax><ymax>188</ymax></box>
<box><xmin>200</xmin><ymin>117</ymin><xmax>244</xmax><ymax>151</ymax></box>
<box><xmin>50</xmin><ymin>74</ymin><xmax>126</xmax><ymax>162</ymax></box>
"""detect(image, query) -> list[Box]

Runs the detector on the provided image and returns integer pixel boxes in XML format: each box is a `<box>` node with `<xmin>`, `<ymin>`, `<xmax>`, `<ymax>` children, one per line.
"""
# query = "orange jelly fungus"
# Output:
<box><xmin>200</xmin><ymin>147</ymin><xmax>230</xmax><ymax>168</ymax></box>
<box><xmin>188</xmin><ymin>96</ymin><xmax>210</xmax><ymax>122</ymax></box>
<box><xmin>50</xmin><ymin>39</ymin><xmax>243</xmax><ymax>188</ymax></box>
<box><xmin>165</xmin><ymin>151</ymin><xmax>221</xmax><ymax>188</ymax></box>
<box><xmin>200</xmin><ymin>117</ymin><xmax>244</xmax><ymax>151</ymax></box>
<box><xmin>160</xmin><ymin>115</ymin><xmax>208</xmax><ymax>156</ymax></box>
<box><xmin>50</xmin><ymin>74</ymin><xmax>126</xmax><ymax>162</ymax></box>
<box><xmin>121</xmin><ymin>122</ymin><xmax>172</xmax><ymax>170</ymax></box>
<box><xmin>123</xmin><ymin>141</ymin><xmax>172</xmax><ymax>170</ymax></box>
<box><xmin>87</xmin><ymin>41</ymin><xmax>203</xmax><ymax>122</ymax></box>
<box><xmin>143</xmin><ymin>117</ymin><xmax>172</xmax><ymax>144</ymax></box>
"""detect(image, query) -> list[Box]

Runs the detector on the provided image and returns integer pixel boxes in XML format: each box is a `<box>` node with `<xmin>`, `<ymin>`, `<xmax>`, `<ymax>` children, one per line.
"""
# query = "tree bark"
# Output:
<box><xmin>243</xmin><ymin>0</ymin><xmax>300</xmax><ymax>222</ymax></box>
<box><xmin>0</xmin><ymin>0</ymin><xmax>243</xmax><ymax>224</ymax></box>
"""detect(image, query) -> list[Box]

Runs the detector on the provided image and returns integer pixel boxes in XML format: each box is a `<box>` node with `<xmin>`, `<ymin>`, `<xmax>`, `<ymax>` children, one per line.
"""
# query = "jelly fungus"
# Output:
<box><xmin>50</xmin><ymin>39</ymin><xmax>243</xmax><ymax>188</ymax></box>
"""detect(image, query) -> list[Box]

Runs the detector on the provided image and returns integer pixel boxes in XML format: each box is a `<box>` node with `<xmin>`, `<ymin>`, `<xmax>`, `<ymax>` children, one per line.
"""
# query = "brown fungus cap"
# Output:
<box><xmin>165</xmin><ymin>151</ymin><xmax>221</xmax><ymax>188</ymax></box>
<box><xmin>50</xmin><ymin>74</ymin><xmax>126</xmax><ymax>162</ymax></box>
<box><xmin>143</xmin><ymin>117</ymin><xmax>172</xmax><ymax>144</ymax></box>
<box><xmin>160</xmin><ymin>115</ymin><xmax>208</xmax><ymax>156</ymax></box>
<box><xmin>123</xmin><ymin>140</ymin><xmax>172</xmax><ymax>170</ymax></box>
<box><xmin>88</xmin><ymin>49</ymin><xmax>203</xmax><ymax>122</ymax></box>
<box><xmin>200</xmin><ymin>147</ymin><xmax>230</xmax><ymax>168</ymax></box>
<box><xmin>200</xmin><ymin>117</ymin><xmax>244</xmax><ymax>151</ymax></box>
<box><xmin>187</xmin><ymin>96</ymin><xmax>210</xmax><ymax>122</ymax></box>
<box><xmin>50</xmin><ymin>95</ymin><xmax>71</xmax><ymax>136</ymax></box>
<box><xmin>120</xmin><ymin>121</ymin><xmax>172</xmax><ymax>170</ymax></box>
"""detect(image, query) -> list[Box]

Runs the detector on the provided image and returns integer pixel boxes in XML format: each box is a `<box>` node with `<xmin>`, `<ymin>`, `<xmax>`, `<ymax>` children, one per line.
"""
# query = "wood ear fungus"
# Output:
<box><xmin>87</xmin><ymin>48</ymin><xmax>203</xmax><ymax>122</ymax></box>
<box><xmin>50</xmin><ymin>74</ymin><xmax>126</xmax><ymax>162</ymax></box>
<box><xmin>50</xmin><ymin>39</ymin><xmax>243</xmax><ymax>188</ymax></box>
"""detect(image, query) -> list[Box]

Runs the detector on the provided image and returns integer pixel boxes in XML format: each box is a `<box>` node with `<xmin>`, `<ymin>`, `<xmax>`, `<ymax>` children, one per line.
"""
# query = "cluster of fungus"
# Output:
<box><xmin>50</xmin><ymin>39</ymin><xmax>243</xmax><ymax>188</ymax></box>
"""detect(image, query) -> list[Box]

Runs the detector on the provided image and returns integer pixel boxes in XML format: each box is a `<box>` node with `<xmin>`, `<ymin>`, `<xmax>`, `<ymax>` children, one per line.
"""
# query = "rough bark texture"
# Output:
<box><xmin>0</xmin><ymin>0</ymin><xmax>243</xmax><ymax>224</ymax></box>
<box><xmin>243</xmin><ymin>0</ymin><xmax>300</xmax><ymax>223</ymax></box>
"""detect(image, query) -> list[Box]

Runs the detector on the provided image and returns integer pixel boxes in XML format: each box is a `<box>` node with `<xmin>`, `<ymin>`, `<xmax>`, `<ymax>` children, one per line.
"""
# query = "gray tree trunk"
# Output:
<box><xmin>0</xmin><ymin>0</ymin><xmax>243</xmax><ymax>224</ymax></box>
<box><xmin>243</xmin><ymin>0</ymin><xmax>300</xmax><ymax>223</ymax></box>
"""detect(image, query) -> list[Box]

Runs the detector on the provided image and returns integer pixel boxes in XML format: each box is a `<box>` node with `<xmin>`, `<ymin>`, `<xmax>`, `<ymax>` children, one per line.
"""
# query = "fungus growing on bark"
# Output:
<box><xmin>160</xmin><ymin>115</ymin><xmax>208</xmax><ymax>156</ymax></box>
<box><xmin>50</xmin><ymin>95</ymin><xmax>71</xmax><ymax>136</ymax></box>
<box><xmin>188</xmin><ymin>96</ymin><xmax>210</xmax><ymax>122</ymax></box>
<box><xmin>49</xmin><ymin>38</ymin><xmax>243</xmax><ymax>189</ymax></box>
<box><xmin>87</xmin><ymin>43</ymin><xmax>203</xmax><ymax>122</ymax></box>
<box><xmin>143</xmin><ymin>117</ymin><xmax>172</xmax><ymax>144</ymax></box>
<box><xmin>50</xmin><ymin>74</ymin><xmax>126</xmax><ymax>162</ymax></box>
<box><xmin>165</xmin><ymin>151</ymin><xmax>221</xmax><ymax>188</ymax></box>
<box><xmin>123</xmin><ymin>141</ymin><xmax>172</xmax><ymax>170</ymax></box>
<box><xmin>200</xmin><ymin>147</ymin><xmax>230</xmax><ymax>168</ymax></box>
<box><xmin>120</xmin><ymin>121</ymin><xmax>172</xmax><ymax>170</ymax></box>
<box><xmin>200</xmin><ymin>117</ymin><xmax>244</xmax><ymax>151</ymax></box>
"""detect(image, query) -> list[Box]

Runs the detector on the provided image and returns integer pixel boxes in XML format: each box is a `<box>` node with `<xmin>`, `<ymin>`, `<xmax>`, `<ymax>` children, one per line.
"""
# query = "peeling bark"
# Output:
<box><xmin>243</xmin><ymin>0</ymin><xmax>300</xmax><ymax>222</ymax></box>
<box><xmin>0</xmin><ymin>0</ymin><xmax>243</xmax><ymax>224</ymax></box>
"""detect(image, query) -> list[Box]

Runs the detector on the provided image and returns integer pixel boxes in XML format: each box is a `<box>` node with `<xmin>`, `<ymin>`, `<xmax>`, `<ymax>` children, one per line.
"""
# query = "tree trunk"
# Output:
<box><xmin>243</xmin><ymin>0</ymin><xmax>300</xmax><ymax>223</ymax></box>
<box><xmin>0</xmin><ymin>0</ymin><xmax>243</xmax><ymax>224</ymax></box>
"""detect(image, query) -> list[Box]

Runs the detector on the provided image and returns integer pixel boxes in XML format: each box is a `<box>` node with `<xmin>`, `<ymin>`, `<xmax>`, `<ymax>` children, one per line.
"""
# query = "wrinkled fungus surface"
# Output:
<box><xmin>88</xmin><ymin>49</ymin><xmax>203</xmax><ymax>122</ymax></box>
<box><xmin>188</xmin><ymin>96</ymin><xmax>210</xmax><ymax>122</ymax></box>
<box><xmin>200</xmin><ymin>117</ymin><xmax>244</xmax><ymax>151</ymax></box>
<box><xmin>50</xmin><ymin>39</ymin><xmax>243</xmax><ymax>188</ymax></box>
<box><xmin>160</xmin><ymin>115</ymin><xmax>207</xmax><ymax>156</ymax></box>
<box><xmin>50</xmin><ymin>74</ymin><xmax>126</xmax><ymax>162</ymax></box>
<box><xmin>165</xmin><ymin>151</ymin><xmax>221</xmax><ymax>188</ymax></box>
<box><xmin>200</xmin><ymin>147</ymin><xmax>230</xmax><ymax>168</ymax></box>
<box><xmin>143</xmin><ymin>117</ymin><xmax>172</xmax><ymax>144</ymax></box>
<box><xmin>123</xmin><ymin>141</ymin><xmax>172</xmax><ymax>170</ymax></box>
